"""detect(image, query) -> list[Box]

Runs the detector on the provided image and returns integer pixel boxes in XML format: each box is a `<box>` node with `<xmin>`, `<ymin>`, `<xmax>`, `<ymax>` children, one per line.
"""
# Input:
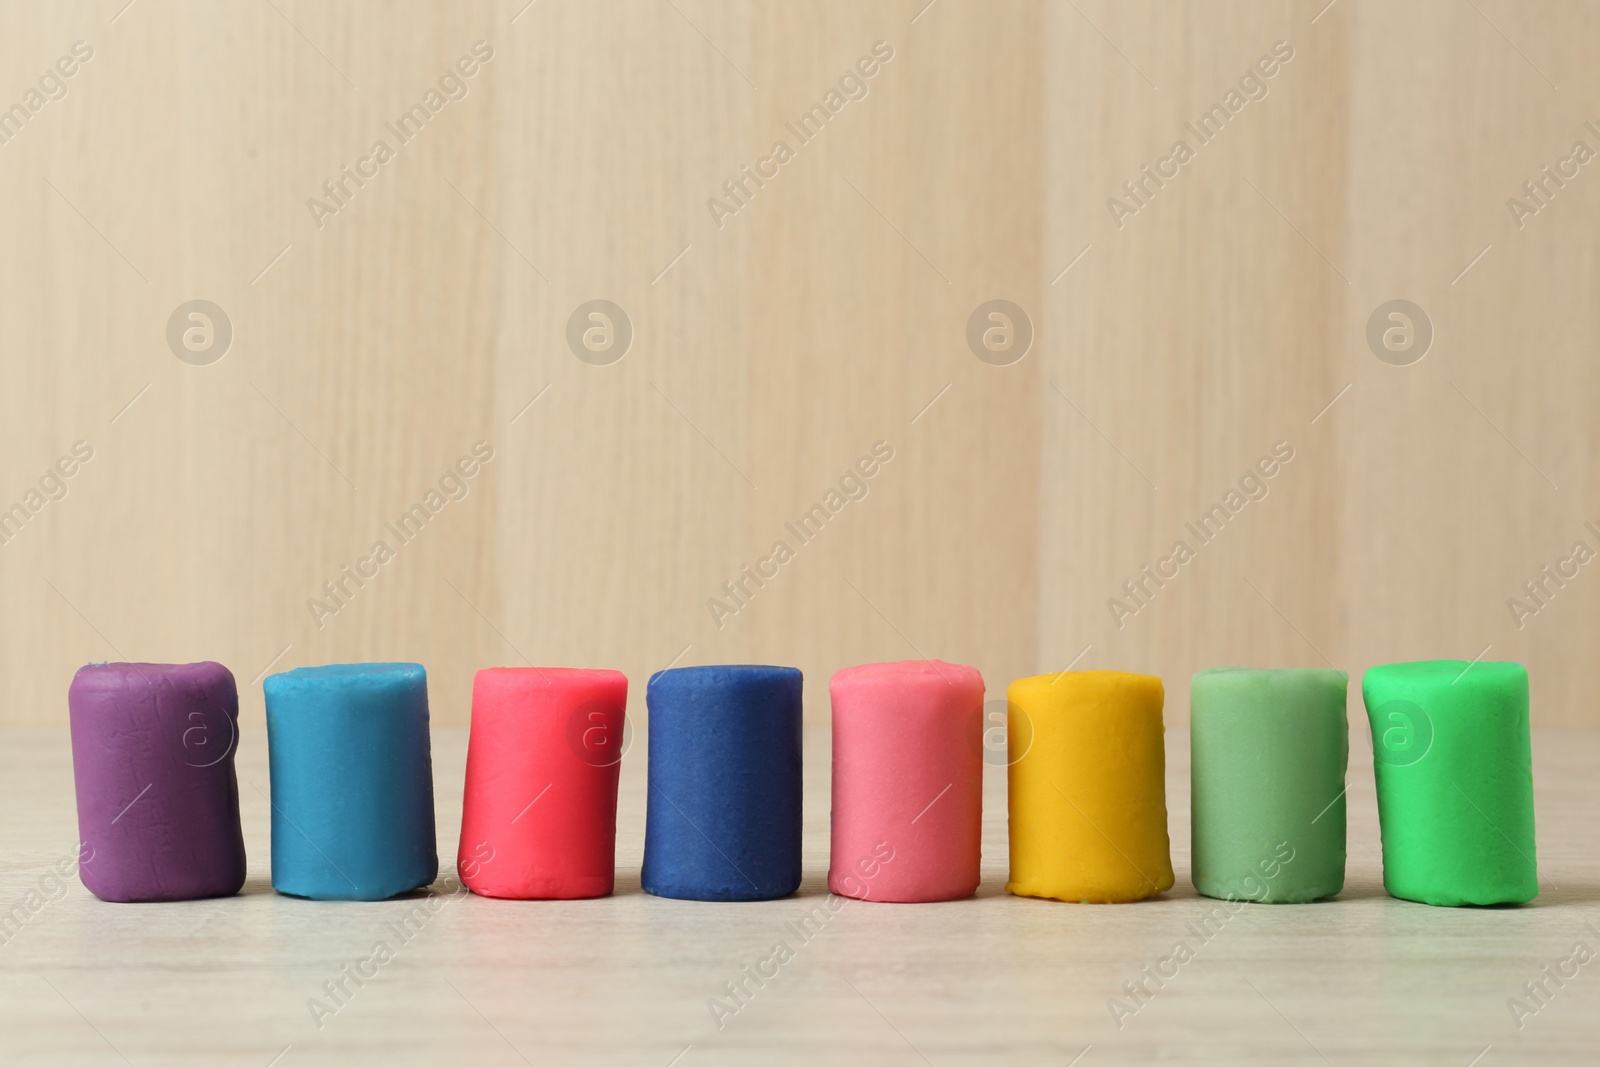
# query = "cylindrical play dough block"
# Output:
<box><xmin>828</xmin><ymin>660</ymin><xmax>984</xmax><ymax>902</ymax></box>
<box><xmin>458</xmin><ymin>667</ymin><xmax>628</xmax><ymax>899</ymax></box>
<box><xmin>67</xmin><ymin>662</ymin><xmax>247</xmax><ymax>902</ymax></box>
<box><xmin>1006</xmin><ymin>670</ymin><xmax>1174</xmax><ymax>903</ymax></box>
<box><xmin>642</xmin><ymin>665</ymin><xmax>802</xmax><ymax>901</ymax></box>
<box><xmin>264</xmin><ymin>663</ymin><xmax>438</xmax><ymax>901</ymax></box>
<box><xmin>1362</xmin><ymin>659</ymin><xmax>1537</xmax><ymax>906</ymax></box>
<box><xmin>1190</xmin><ymin>668</ymin><xmax>1348</xmax><ymax>903</ymax></box>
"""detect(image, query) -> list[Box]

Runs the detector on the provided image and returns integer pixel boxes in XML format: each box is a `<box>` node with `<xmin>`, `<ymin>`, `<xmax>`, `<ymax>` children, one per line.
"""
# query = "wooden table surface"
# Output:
<box><xmin>1</xmin><ymin>727</ymin><xmax>1595</xmax><ymax>1066</ymax></box>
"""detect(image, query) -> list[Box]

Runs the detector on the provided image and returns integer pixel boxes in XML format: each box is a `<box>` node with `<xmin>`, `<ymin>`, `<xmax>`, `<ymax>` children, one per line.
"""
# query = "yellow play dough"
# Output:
<box><xmin>1006</xmin><ymin>670</ymin><xmax>1175</xmax><ymax>903</ymax></box>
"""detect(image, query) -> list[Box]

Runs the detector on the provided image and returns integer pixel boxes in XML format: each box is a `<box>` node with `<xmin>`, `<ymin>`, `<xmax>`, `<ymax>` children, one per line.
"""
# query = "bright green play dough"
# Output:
<box><xmin>1190</xmin><ymin>668</ymin><xmax>1348</xmax><ymax>903</ymax></box>
<box><xmin>1362</xmin><ymin>659</ymin><xmax>1537</xmax><ymax>907</ymax></box>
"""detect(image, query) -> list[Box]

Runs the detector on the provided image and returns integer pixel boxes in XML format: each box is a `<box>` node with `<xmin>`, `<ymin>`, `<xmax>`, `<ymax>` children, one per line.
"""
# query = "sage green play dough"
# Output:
<box><xmin>1362</xmin><ymin>660</ymin><xmax>1537</xmax><ymax>907</ymax></box>
<box><xmin>1190</xmin><ymin>668</ymin><xmax>1348</xmax><ymax>903</ymax></box>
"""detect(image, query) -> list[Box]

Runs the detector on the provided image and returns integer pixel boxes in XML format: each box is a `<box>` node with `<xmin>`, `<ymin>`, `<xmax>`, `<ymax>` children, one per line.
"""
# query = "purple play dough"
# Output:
<box><xmin>68</xmin><ymin>662</ymin><xmax>247</xmax><ymax>902</ymax></box>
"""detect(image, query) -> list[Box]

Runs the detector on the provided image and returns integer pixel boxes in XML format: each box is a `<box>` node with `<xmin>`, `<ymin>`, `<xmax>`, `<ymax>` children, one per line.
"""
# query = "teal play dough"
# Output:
<box><xmin>1362</xmin><ymin>659</ymin><xmax>1536</xmax><ymax>907</ymax></box>
<box><xmin>1190</xmin><ymin>668</ymin><xmax>1348</xmax><ymax>903</ymax></box>
<box><xmin>264</xmin><ymin>663</ymin><xmax>438</xmax><ymax>901</ymax></box>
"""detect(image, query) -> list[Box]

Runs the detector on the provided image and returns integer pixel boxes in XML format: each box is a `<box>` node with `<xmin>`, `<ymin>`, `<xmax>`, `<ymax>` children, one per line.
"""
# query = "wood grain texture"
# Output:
<box><xmin>1</xmin><ymin>725</ymin><xmax>1597</xmax><ymax>1064</ymax></box>
<box><xmin>0</xmin><ymin>0</ymin><xmax>1597</xmax><ymax>728</ymax></box>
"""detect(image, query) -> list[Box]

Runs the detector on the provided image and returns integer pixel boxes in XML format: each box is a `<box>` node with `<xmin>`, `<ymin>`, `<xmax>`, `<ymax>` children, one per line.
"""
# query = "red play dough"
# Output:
<box><xmin>458</xmin><ymin>667</ymin><xmax>628</xmax><ymax>899</ymax></box>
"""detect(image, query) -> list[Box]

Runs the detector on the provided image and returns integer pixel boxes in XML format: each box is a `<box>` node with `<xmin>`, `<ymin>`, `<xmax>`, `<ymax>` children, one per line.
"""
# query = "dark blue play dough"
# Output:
<box><xmin>642</xmin><ymin>665</ymin><xmax>803</xmax><ymax>901</ymax></box>
<box><xmin>264</xmin><ymin>662</ymin><xmax>438</xmax><ymax>900</ymax></box>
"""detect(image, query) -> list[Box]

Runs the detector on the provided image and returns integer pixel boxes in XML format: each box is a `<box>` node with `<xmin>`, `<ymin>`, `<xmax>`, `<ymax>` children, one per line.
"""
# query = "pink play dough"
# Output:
<box><xmin>828</xmin><ymin>660</ymin><xmax>985</xmax><ymax>902</ymax></box>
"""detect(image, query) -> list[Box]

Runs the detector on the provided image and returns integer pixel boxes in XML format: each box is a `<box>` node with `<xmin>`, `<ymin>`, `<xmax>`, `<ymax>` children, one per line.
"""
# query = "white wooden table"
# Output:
<box><xmin>1</xmin><ymin>727</ymin><xmax>1595</xmax><ymax>1065</ymax></box>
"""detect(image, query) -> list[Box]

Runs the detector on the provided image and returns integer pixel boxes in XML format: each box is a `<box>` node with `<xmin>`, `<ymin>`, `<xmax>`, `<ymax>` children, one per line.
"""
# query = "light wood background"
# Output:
<box><xmin>2</xmin><ymin>0</ymin><xmax>1597</xmax><ymax>729</ymax></box>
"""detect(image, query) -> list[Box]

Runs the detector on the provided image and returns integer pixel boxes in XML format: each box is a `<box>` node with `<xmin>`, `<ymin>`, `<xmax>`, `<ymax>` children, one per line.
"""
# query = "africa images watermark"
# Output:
<box><xmin>306</xmin><ymin>842</ymin><xmax>495</xmax><ymax>1030</ymax></box>
<box><xmin>0</xmin><ymin>840</ymin><xmax>95</xmax><ymax>947</ymax></box>
<box><xmin>0</xmin><ymin>441</ymin><xmax>95</xmax><ymax>548</ymax></box>
<box><xmin>0</xmin><ymin>39</ymin><xmax>94</xmax><ymax>149</ymax></box>
<box><xmin>706</xmin><ymin>440</ymin><xmax>896</xmax><ymax>629</ymax></box>
<box><xmin>307</xmin><ymin>442</ymin><xmax>495</xmax><ymax>628</ymax></box>
<box><xmin>167</xmin><ymin>299</ymin><xmax>233</xmax><ymax>366</ymax></box>
<box><xmin>1105</xmin><ymin>441</ymin><xmax>1295</xmax><ymax>629</ymax></box>
<box><xmin>1506</xmin><ymin>520</ymin><xmax>1600</xmax><ymax>630</ymax></box>
<box><xmin>1107</xmin><ymin>841</ymin><xmax>1297</xmax><ymax>1030</ymax></box>
<box><xmin>706</xmin><ymin>840</ymin><xmax>895</xmax><ymax>1030</ymax></box>
<box><xmin>967</xmin><ymin>300</ymin><xmax>1034</xmax><ymax>366</ymax></box>
<box><xmin>306</xmin><ymin>41</ymin><xmax>495</xmax><ymax>230</ymax></box>
<box><xmin>1106</xmin><ymin>40</ymin><xmax>1295</xmax><ymax>229</ymax></box>
<box><xmin>706</xmin><ymin>40</ymin><xmax>895</xmax><ymax>229</ymax></box>
<box><xmin>1506</xmin><ymin>922</ymin><xmax>1600</xmax><ymax>1031</ymax></box>
<box><xmin>1504</xmin><ymin>119</ymin><xmax>1600</xmax><ymax>231</ymax></box>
